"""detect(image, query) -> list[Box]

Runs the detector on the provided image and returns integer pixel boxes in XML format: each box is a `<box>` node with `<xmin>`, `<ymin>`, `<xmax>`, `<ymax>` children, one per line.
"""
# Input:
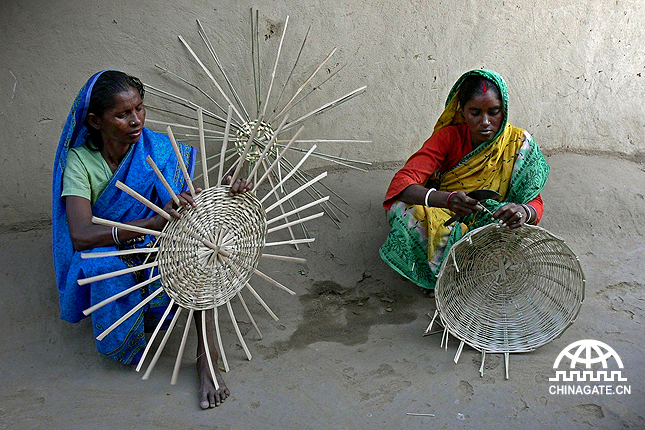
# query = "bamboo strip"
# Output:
<box><xmin>252</xmin><ymin>126</ymin><xmax>303</xmax><ymax>192</ymax></box>
<box><xmin>178</xmin><ymin>34</ymin><xmax>243</xmax><ymax>122</ymax></box>
<box><xmin>136</xmin><ymin>299</ymin><xmax>175</xmax><ymax>372</ymax></box>
<box><xmin>91</xmin><ymin>216</ymin><xmax>164</xmax><ymax>239</ymax></box>
<box><xmin>237</xmin><ymin>291</ymin><xmax>262</xmax><ymax>339</ymax></box>
<box><xmin>197</xmin><ymin>108</ymin><xmax>209</xmax><ymax>189</ymax></box>
<box><xmin>224</xmin><ymin>255</ymin><xmax>280</xmax><ymax>321</ymax></box>
<box><xmin>218</xmin><ymin>106</ymin><xmax>233</xmax><ymax>186</ymax></box>
<box><xmin>261</xmin><ymin>253</ymin><xmax>307</xmax><ymax>264</ymax></box>
<box><xmin>96</xmin><ymin>286</ymin><xmax>164</xmax><ymax>341</ymax></box>
<box><xmin>253</xmin><ymin>267</ymin><xmax>296</xmax><ymax>295</ymax></box>
<box><xmin>83</xmin><ymin>274</ymin><xmax>161</xmax><ymax>316</ymax></box>
<box><xmin>197</xmin><ymin>19</ymin><xmax>249</xmax><ymax>121</ymax></box>
<box><xmin>152</xmin><ymin>65</ymin><xmax>227</xmax><ymax>117</ymax></box>
<box><xmin>200</xmin><ymin>310</ymin><xmax>220</xmax><ymax>390</ymax></box>
<box><xmin>272</xmin><ymin>47</ymin><xmax>337</xmax><ymax>121</ymax></box>
<box><xmin>145</xmin><ymin>84</ymin><xmax>223</xmax><ymax>120</ymax></box>
<box><xmin>78</xmin><ymin>259</ymin><xmax>158</xmax><ymax>286</ymax></box>
<box><xmin>166</xmin><ymin>126</ymin><xmax>197</xmax><ymax>197</ymax></box>
<box><xmin>80</xmin><ymin>247</ymin><xmax>158</xmax><ymax>259</ymax></box>
<box><xmin>226</xmin><ymin>300</ymin><xmax>252</xmax><ymax>360</ymax></box>
<box><xmin>272</xmin><ymin>23</ymin><xmax>311</xmax><ymax>119</ymax></box>
<box><xmin>229</xmin><ymin>117</ymin><xmax>263</xmax><ymax>186</ymax></box>
<box><xmin>171</xmin><ymin>309</ymin><xmax>194</xmax><ymax>385</ymax></box>
<box><xmin>267</xmin><ymin>212</ymin><xmax>323</xmax><ymax>234</ymax></box>
<box><xmin>261</xmin><ymin>15</ymin><xmax>289</xmax><ymax>118</ymax></box>
<box><xmin>145</xmin><ymin>118</ymin><xmax>221</xmax><ymax>135</ymax></box>
<box><xmin>246</xmin><ymin>114</ymin><xmax>289</xmax><ymax>181</ymax></box>
<box><xmin>259</xmin><ymin>144</ymin><xmax>317</xmax><ymax>204</ymax></box>
<box><xmin>146</xmin><ymin>156</ymin><xmax>181</xmax><ymax>206</ymax></box>
<box><xmin>282</xmin><ymin>86</ymin><xmax>367</xmax><ymax>132</ymax></box>
<box><xmin>261</xmin><ymin>158</ymin><xmax>299</xmax><ymax>250</ymax></box>
<box><xmin>212</xmin><ymin>306</ymin><xmax>229</xmax><ymax>372</ymax></box>
<box><xmin>116</xmin><ymin>181</ymin><xmax>171</xmax><ymax>221</ymax></box>
<box><xmin>265</xmin><ymin>171</ymin><xmax>328</xmax><ymax>213</ymax></box>
<box><xmin>266</xmin><ymin>196</ymin><xmax>329</xmax><ymax>225</ymax></box>
<box><xmin>264</xmin><ymin>238</ymin><xmax>316</xmax><ymax>247</ymax></box>
<box><xmin>141</xmin><ymin>307</ymin><xmax>183</xmax><ymax>380</ymax></box>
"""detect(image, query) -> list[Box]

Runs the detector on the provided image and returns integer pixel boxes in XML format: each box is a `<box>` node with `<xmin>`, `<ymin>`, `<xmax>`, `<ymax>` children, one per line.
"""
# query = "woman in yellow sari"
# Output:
<box><xmin>380</xmin><ymin>69</ymin><xmax>550</xmax><ymax>289</ymax></box>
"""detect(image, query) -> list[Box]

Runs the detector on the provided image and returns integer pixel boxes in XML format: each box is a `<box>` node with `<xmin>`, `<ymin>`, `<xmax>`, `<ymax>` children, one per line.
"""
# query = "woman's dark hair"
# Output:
<box><xmin>85</xmin><ymin>71</ymin><xmax>145</xmax><ymax>150</ymax></box>
<box><xmin>458</xmin><ymin>75</ymin><xmax>500</xmax><ymax>109</ymax></box>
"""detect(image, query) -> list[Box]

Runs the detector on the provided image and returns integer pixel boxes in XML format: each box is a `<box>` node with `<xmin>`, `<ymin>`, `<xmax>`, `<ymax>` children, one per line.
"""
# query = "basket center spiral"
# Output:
<box><xmin>157</xmin><ymin>186</ymin><xmax>267</xmax><ymax>310</ymax></box>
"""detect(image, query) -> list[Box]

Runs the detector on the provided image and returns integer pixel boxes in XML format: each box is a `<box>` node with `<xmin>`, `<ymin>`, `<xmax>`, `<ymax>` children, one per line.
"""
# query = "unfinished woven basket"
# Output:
<box><xmin>156</xmin><ymin>186</ymin><xmax>266</xmax><ymax>311</ymax></box>
<box><xmin>434</xmin><ymin>224</ymin><xmax>584</xmax><ymax>356</ymax></box>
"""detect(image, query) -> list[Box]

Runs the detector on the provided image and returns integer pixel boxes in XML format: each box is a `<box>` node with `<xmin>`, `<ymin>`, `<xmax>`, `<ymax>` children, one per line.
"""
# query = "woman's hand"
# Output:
<box><xmin>224</xmin><ymin>175</ymin><xmax>253</xmax><ymax>196</ymax></box>
<box><xmin>493</xmin><ymin>203</ymin><xmax>528</xmax><ymax>229</ymax></box>
<box><xmin>447</xmin><ymin>191</ymin><xmax>485</xmax><ymax>216</ymax></box>
<box><xmin>152</xmin><ymin>188</ymin><xmax>203</xmax><ymax>230</ymax></box>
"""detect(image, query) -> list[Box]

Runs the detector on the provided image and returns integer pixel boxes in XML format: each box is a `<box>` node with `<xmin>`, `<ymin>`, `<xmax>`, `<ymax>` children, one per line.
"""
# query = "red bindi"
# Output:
<box><xmin>482</xmin><ymin>81</ymin><xmax>487</xmax><ymax>92</ymax></box>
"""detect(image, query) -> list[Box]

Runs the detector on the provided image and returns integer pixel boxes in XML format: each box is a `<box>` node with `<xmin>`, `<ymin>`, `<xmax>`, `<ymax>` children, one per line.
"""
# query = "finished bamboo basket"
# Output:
<box><xmin>429</xmin><ymin>224</ymin><xmax>585</xmax><ymax>378</ymax></box>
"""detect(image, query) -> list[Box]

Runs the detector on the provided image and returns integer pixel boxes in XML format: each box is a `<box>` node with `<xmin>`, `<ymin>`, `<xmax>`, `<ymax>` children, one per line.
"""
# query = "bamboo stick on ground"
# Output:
<box><xmin>142</xmin><ymin>308</ymin><xmax>183</xmax><ymax>380</ymax></box>
<box><xmin>263</xmin><ymin>238</ymin><xmax>316</xmax><ymax>247</ymax></box>
<box><xmin>171</xmin><ymin>309</ymin><xmax>194</xmax><ymax>385</ymax></box>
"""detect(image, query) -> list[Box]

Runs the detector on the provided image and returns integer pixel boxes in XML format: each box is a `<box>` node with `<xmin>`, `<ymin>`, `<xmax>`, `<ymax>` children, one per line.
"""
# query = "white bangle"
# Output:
<box><xmin>112</xmin><ymin>226</ymin><xmax>121</xmax><ymax>245</ymax></box>
<box><xmin>424</xmin><ymin>188</ymin><xmax>436</xmax><ymax>207</ymax></box>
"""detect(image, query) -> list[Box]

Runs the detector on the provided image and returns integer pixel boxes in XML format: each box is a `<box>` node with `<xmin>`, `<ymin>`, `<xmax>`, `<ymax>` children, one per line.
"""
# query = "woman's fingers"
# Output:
<box><xmin>450</xmin><ymin>191</ymin><xmax>483</xmax><ymax>215</ymax></box>
<box><xmin>228</xmin><ymin>178</ymin><xmax>254</xmax><ymax>196</ymax></box>
<box><xmin>493</xmin><ymin>203</ymin><xmax>526</xmax><ymax>228</ymax></box>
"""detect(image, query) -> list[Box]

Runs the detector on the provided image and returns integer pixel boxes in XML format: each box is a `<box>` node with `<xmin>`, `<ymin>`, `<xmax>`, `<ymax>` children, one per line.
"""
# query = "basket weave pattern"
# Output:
<box><xmin>435</xmin><ymin>224</ymin><xmax>584</xmax><ymax>354</ymax></box>
<box><xmin>157</xmin><ymin>186</ymin><xmax>266</xmax><ymax>310</ymax></box>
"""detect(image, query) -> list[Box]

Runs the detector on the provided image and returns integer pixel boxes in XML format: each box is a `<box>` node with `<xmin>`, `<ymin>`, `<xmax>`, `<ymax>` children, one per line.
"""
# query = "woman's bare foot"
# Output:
<box><xmin>195</xmin><ymin>310</ymin><xmax>230</xmax><ymax>409</ymax></box>
<box><xmin>197</xmin><ymin>354</ymin><xmax>229</xmax><ymax>409</ymax></box>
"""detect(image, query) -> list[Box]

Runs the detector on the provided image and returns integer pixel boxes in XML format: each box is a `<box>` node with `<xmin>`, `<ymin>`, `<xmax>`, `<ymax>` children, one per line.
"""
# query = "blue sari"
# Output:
<box><xmin>52</xmin><ymin>71</ymin><xmax>196</xmax><ymax>364</ymax></box>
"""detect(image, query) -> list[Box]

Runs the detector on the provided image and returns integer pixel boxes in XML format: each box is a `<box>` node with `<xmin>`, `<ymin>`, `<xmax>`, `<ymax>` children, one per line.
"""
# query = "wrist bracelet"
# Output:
<box><xmin>112</xmin><ymin>226</ymin><xmax>121</xmax><ymax>245</ymax></box>
<box><xmin>424</xmin><ymin>188</ymin><xmax>436</xmax><ymax>207</ymax></box>
<box><xmin>521</xmin><ymin>204</ymin><xmax>534</xmax><ymax>224</ymax></box>
<box><xmin>446</xmin><ymin>191</ymin><xmax>457</xmax><ymax>211</ymax></box>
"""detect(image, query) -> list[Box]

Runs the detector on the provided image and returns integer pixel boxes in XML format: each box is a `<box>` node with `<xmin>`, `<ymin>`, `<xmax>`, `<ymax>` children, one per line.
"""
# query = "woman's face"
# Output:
<box><xmin>462</xmin><ymin>91</ymin><xmax>503</xmax><ymax>147</ymax></box>
<box><xmin>88</xmin><ymin>87</ymin><xmax>146</xmax><ymax>149</ymax></box>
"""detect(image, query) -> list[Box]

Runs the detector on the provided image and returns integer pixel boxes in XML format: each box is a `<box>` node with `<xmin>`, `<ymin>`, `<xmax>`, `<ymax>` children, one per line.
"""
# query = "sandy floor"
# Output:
<box><xmin>0</xmin><ymin>152</ymin><xmax>643</xmax><ymax>429</ymax></box>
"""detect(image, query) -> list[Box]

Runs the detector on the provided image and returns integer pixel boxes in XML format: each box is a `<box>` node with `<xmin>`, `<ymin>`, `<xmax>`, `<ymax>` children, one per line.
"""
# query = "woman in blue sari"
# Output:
<box><xmin>53</xmin><ymin>70</ymin><xmax>250</xmax><ymax>408</ymax></box>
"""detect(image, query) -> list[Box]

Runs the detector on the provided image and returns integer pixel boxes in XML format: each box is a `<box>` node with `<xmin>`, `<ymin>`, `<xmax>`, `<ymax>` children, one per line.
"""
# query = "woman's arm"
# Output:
<box><xmin>397</xmin><ymin>184</ymin><xmax>484</xmax><ymax>217</ymax></box>
<box><xmin>65</xmin><ymin>190</ymin><xmax>198</xmax><ymax>252</ymax></box>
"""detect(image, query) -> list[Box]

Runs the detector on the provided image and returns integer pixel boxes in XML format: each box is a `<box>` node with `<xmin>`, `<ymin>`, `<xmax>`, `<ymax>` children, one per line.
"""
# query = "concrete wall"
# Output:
<box><xmin>1</xmin><ymin>0</ymin><xmax>643</xmax><ymax>229</ymax></box>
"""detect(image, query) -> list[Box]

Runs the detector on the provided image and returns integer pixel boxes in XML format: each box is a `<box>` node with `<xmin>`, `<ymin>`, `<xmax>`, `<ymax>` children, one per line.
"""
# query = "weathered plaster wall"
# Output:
<box><xmin>1</xmin><ymin>0</ymin><xmax>643</xmax><ymax>228</ymax></box>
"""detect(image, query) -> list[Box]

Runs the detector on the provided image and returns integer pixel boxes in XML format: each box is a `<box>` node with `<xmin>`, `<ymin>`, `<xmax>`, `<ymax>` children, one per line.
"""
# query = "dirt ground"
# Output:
<box><xmin>0</xmin><ymin>152</ymin><xmax>644</xmax><ymax>430</ymax></box>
